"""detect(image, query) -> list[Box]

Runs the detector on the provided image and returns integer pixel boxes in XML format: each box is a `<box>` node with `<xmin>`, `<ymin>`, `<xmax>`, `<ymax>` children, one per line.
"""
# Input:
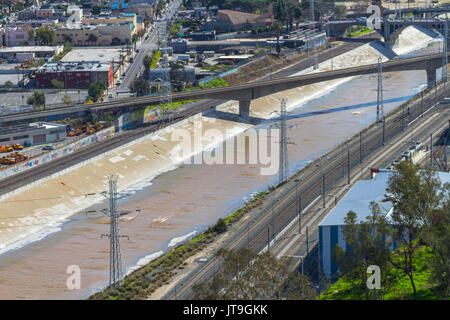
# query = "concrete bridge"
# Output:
<box><xmin>327</xmin><ymin>18</ymin><xmax>448</xmax><ymax>47</ymax></box>
<box><xmin>383</xmin><ymin>6</ymin><xmax>450</xmax><ymax>19</ymax></box>
<box><xmin>0</xmin><ymin>53</ymin><xmax>448</xmax><ymax>124</ymax></box>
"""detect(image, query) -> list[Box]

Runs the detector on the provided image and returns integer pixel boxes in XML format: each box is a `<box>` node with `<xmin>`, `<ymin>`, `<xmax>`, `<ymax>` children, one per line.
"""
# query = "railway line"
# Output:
<box><xmin>0</xmin><ymin>40</ymin><xmax>373</xmax><ymax>195</ymax></box>
<box><xmin>1</xmin><ymin>41</ymin><xmax>442</xmax><ymax>123</ymax></box>
<box><xmin>0</xmin><ymin>99</ymin><xmax>221</xmax><ymax>196</ymax></box>
<box><xmin>164</xmin><ymin>80</ymin><xmax>450</xmax><ymax>300</ymax></box>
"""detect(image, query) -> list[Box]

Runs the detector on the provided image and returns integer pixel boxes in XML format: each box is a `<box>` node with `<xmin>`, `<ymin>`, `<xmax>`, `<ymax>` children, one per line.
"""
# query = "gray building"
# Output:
<box><xmin>0</xmin><ymin>122</ymin><xmax>67</xmax><ymax>146</ymax></box>
<box><xmin>319</xmin><ymin>170</ymin><xmax>450</xmax><ymax>279</ymax></box>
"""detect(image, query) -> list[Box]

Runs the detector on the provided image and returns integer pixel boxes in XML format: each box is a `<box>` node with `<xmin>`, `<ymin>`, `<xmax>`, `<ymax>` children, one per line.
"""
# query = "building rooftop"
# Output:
<box><xmin>61</xmin><ymin>48</ymin><xmax>123</xmax><ymax>64</ymax></box>
<box><xmin>0</xmin><ymin>121</ymin><xmax>64</xmax><ymax>136</ymax></box>
<box><xmin>38</xmin><ymin>61</ymin><xmax>111</xmax><ymax>73</ymax></box>
<box><xmin>319</xmin><ymin>170</ymin><xmax>450</xmax><ymax>226</ymax></box>
<box><xmin>0</xmin><ymin>46</ymin><xmax>59</xmax><ymax>53</ymax></box>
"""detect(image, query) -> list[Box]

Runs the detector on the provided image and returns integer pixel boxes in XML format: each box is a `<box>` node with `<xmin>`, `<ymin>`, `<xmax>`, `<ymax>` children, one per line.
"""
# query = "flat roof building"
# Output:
<box><xmin>0</xmin><ymin>46</ymin><xmax>63</xmax><ymax>60</ymax></box>
<box><xmin>0</xmin><ymin>122</ymin><xmax>67</xmax><ymax>146</ymax></box>
<box><xmin>36</xmin><ymin>61</ymin><xmax>113</xmax><ymax>88</ymax></box>
<box><xmin>319</xmin><ymin>170</ymin><xmax>450</xmax><ymax>279</ymax></box>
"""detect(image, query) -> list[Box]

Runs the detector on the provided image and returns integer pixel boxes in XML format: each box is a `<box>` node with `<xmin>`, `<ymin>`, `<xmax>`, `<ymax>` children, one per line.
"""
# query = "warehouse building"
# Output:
<box><xmin>36</xmin><ymin>61</ymin><xmax>113</xmax><ymax>88</ymax></box>
<box><xmin>0</xmin><ymin>122</ymin><xmax>67</xmax><ymax>146</ymax></box>
<box><xmin>0</xmin><ymin>46</ymin><xmax>63</xmax><ymax>61</ymax></box>
<box><xmin>318</xmin><ymin>170</ymin><xmax>450</xmax><ymax>280</ymax></box>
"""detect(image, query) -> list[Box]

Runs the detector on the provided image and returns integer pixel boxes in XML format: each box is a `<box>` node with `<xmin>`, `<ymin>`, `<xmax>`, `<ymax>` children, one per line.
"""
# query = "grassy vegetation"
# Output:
<box><xmin>169</xmin><ymin>22</ymin><xmax>181</xmax><ymax>37</ymax></box>
<box><xmin>199</xmin><ymin>78</ymin><xmax>229</xmax><ymax>89</ymax></box>
<box><xmin>52</xmin><ymin>42</ymin><xmax>72</xmax><ymax>62</ymax></box>
<box><xmin>319</xmin><ymin>246</ymin><xmax>446</xmax><ymax>300</ymax></box>
<box><xmin>90</xmin><ymin>191</ymin><xmax>267</xmax><ymax>300</ymax></box>
<box><xmin>150</xmin><ymin>50</ymin><xmax>161</xmax><ymax>69</ymax></box>
<box><xmin>345</xmin><ymin>27</ymin><xmax>373</xmax><ymax>38</ymax></box>
<box><xmin>201</xmin><ymin>64</ymin><xmax>231</xmax><ymax>72</ymax></box>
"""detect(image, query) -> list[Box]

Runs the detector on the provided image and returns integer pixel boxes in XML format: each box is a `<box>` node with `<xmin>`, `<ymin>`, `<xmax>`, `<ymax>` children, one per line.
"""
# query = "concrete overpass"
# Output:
<box><xmin>327</xmin><ymin>18</ymin><xmax>448</xmax><ymax>47</ymax></box>
<box><xmin>1</xmin><ymin>53</ymin><xmax>448</xmax><ymax>123</ymax></box>
<box><xmin>383</xmin><ymin>6</ymin><xmax>450</xmax><ymax>18</ymax></box>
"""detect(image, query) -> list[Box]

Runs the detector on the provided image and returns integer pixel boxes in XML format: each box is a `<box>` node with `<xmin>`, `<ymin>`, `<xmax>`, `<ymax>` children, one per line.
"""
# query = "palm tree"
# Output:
<box><xmin>143</xmin><ymin>54</ymin><xmax>152</xmax><ymax>80</ymax></box>
<box><xmin>271</xmin><ymin>20</ymin><xmax>283</xmax><ymax>57</ymax></box>
<box><xmin>294</xmin><ymin>6</ymin><xmax>302</xmax><ymax>30</ymax></box>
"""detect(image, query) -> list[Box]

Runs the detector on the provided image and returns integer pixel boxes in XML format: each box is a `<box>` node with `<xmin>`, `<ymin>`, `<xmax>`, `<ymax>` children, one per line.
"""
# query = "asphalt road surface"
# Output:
<box><xmin>116</xmin><ymin>0</ymin><xmax>182</xmax><ymax>91</ymax></box>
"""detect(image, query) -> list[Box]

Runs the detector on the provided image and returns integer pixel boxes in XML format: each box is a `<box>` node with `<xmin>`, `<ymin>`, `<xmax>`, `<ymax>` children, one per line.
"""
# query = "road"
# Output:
<box><xmin>163</xmin><ymin>79</ymin><xmax>450</xmax><ymax>299</ymax></box>
<box><xmin>3</xmin><ymin>48</ymin><xmax>445</xmax><ymax>123</ymax></box>
<box><xmin>116</xmin><ymin>0</ymin><xmax>182</xmax><ymax>91</ymax></box>
<box><xmin>0</xmin><ymin>37</ymin><xmax>376</xmax><ymax>191</ymax></box>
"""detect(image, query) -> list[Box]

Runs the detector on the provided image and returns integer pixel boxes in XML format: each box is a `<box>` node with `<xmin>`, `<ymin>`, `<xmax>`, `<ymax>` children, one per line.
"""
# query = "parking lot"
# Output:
<box><xmin>0</xmin><ymin>89</ymin><xmax>87</xmax><ymax>109</ymax></box>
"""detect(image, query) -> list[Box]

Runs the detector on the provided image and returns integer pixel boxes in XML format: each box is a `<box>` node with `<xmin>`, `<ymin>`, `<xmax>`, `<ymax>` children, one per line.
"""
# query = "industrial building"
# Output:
<box><xmin>0</xmin><ymin>122</ymin><xmax>67</xmax><ymax>146</ymax></box>
<box><xmin>0</xmin><ymin>46</ymin><xmax>63</xmax><ymax>62</ymax></box>
<box><xmin>36</xmin><ymin>61</ymin><xmax>113</xmax><ymax>88</ymax></box>
<box><xmin>318</xmin><ymin>170</ymin><xmax>450</xmax><ymax>280</ymax></box>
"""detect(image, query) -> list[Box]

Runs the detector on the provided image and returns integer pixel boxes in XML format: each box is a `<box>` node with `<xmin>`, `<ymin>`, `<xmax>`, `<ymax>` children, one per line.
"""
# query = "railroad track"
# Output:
<box><xmin>0</xmin><ymin>100</ymin><xmax>220</xmax><ymax>196</ymax></box>
<box><xmin>0</xmin><ymin>40</ymin><xmax>373</xmax><ymax>196</ymax></box>
<box><xmin>164</xmin><ymin>80</ymin><xmax>449</xmax><ymax>300</ymax></box>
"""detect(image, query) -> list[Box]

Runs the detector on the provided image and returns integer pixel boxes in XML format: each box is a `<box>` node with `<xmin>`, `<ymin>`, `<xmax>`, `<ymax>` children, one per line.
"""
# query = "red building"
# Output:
<box><xmin>36</xmin><ymin>61</ymin><xmax>113</xmax><ymax>88</ymax></box>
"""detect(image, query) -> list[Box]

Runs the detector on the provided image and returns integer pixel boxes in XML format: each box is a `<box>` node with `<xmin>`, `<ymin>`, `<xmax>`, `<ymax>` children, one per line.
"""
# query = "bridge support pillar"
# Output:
<box><xmin>426</xmin><ymin>68</ymin><xmax>437</xmax><ymax>89</ymax></box>
<box><xmin>239</xmin><ymin>100</ymin><xmax>251</xmax><ymax>121</ymax></box>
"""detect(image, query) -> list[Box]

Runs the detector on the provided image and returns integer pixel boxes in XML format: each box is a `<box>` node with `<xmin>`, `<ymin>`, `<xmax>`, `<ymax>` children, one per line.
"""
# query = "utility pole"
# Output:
<box><xmin>297</xmin><ymin>190</ymin><xmax>302</xmax><ymax>234</ymax></box>
<box><xmin>430</xmin><ymin>133</ymin><xmax>433</xmax><ymax>167</ymax></box>
<box><xmin>101</xmin><ymin>175</ymin><xmax>129</xmax><ymax>288</ymax></box>
<box><xmin>278</xmin><ymin>98</ymin><xmax>289</xmax><ymax>184</ymax></box>
<box><xmin>359</xmin><ymin>132</ymin><xmax>362</xmax><ymax>164</ymax></box>
<box><xmin>306</xmin><ymin>226</ymin><xmax>309</xmax><ymax>254</ymax></box>
<box><xmin>322</xmin><ymin>174</ymin><xmax>325</xmax><ymax>208</ymax></box>
<box><xmin>377</xmin><ymin>56</ymin><xmax>384</xmax><ymax>124</ymax></box>
<box><xmin>347</xmin><ymin>147</ymin><xmax>350</xmax><ymax>185</ymax></box>
<box><xmin>442</xmin><ymin>14</ymin><xmax>448</xmax><ymax>97</ymax></box>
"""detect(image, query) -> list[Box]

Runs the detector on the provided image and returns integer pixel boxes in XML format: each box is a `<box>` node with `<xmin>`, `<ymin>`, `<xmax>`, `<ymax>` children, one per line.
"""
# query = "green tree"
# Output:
<box><xmin>91</xmin><ymin>4</ymin><xmax>101</xmax><ymax>15</ymax></box>
<box><xmin>129</xmin><ymin>78</ymin><xmax>150</xmax><ymax>96</ymax></box>
<box><xmin>51</xmin><ymin>78</ymin><xmax>64</xmax><ymax>91</ymax></box>
<box><xmin>386</xmin><ymin>161</ymin><xmax>441</xmax><ymax>296</ymax></box>
<box><xmin>274</xmin><ymin>0</ymin><xmax>287</xmax><ymax>26</ymax></box>
<box><xmin>333</xmin><ymin>202</ymin><xmax>394</xmax><ymax>300</ymax></box>
<box><xmin>294</xmin><ymin>5</ymin><xmax>302</xmax><ymax>30</ymax></box>
<box><xmin>143</xmin><ymin>54</ymin><xmax>152</xmax><ymax>80</ymax></box>
<box><xmin>169</xmin><ymin>60</ymin><xmax>188</xmax><ymax>90</ymax></box>
<box><xmin>88</xmin><ymin>81</ymin><xmax>105</xmax><ymax>102</ymax></box>
<box><xmin>192</xmin><ymin>248</ymin><xmax>316</xmax><ymax>300</ymax></box>
<box><xmin>27</xmin><ymin>91</ymin><xmax>46</xmax><ymax>108</ymax></box>
<box><xmin>334</xmin><ymin>5</ymin><xmax>347</xmax><ymax>19</ymax></box>
<box><xmin>271</xmin><ymin>20</ymin><xmax>283</xmax><ymax>56</ymax></box>
<box><xmin>156</xmin><ymin>0</ymin><xmax>166</xmax><ymax>16</ymax></box>
<box><xmin>62</xmin><ymin>94</ymin><xmax>72</xmax><ymax>106</ymax></box>
<box><xmin>64</xmin><ymin>41</ymin><xmax>73</xmax><ymax>52</ymax></box>
<box><xmin>35</xmin><ymin>26</ymin><xmax>55</xmax><ymax>45</ymax></box>
<box><xmin>27</xmin><ymin>28</ymin><xmax>35</xmax><ymax>44</ymax></box>
<box><xmin>4</xmin><ymin>80</ymin><xmax>13</xmax><ymax>88</ymax></box>
<box><xmin>421</xmin><ymin>183</ymin><xmax>450</xmax><ymax>297</ymax></box>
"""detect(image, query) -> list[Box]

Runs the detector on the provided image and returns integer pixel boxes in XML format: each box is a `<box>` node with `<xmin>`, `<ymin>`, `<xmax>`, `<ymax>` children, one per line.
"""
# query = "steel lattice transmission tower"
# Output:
<box><xmin>279</xmin><ymin>98</ymin><xmax>289</xmax><ymax>184</ymax></box>
<box><xmin>101</xmin><ymin>175</ymin><xmax>129</xmax><ymax>288</ymax></box>
<box><xmin>157</xmin><ymin>22</ymin><xmax>173</xmax><ymax>124</ymax></box>
<box><xmin>377</xmin><ymin>56</ymin><xmax>384</xmax><ymax>124</ymax></box>
<box><xmin>307</xmin><ymin>0</ymin><xmax>318</xmax><ymax>70</ymax></box>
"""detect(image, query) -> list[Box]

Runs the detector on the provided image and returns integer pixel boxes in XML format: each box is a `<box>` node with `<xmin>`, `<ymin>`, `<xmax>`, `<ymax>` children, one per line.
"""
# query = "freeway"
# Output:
<box><xmin>1</xmin><ymin>51</ymin><xmax>447</xmax><ymax>123</ymax></box>
<box><xmin>163</xmin><ymin>79</ymin><xmax>450</xmax><ymax>300</ymax></box>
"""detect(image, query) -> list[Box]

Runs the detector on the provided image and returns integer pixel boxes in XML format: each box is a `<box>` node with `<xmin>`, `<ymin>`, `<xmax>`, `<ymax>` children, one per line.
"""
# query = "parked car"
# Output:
<box><xmin>42</xmin><ymin>145</ymin><xmax>54</xmax><ymax>151</ymax></box>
